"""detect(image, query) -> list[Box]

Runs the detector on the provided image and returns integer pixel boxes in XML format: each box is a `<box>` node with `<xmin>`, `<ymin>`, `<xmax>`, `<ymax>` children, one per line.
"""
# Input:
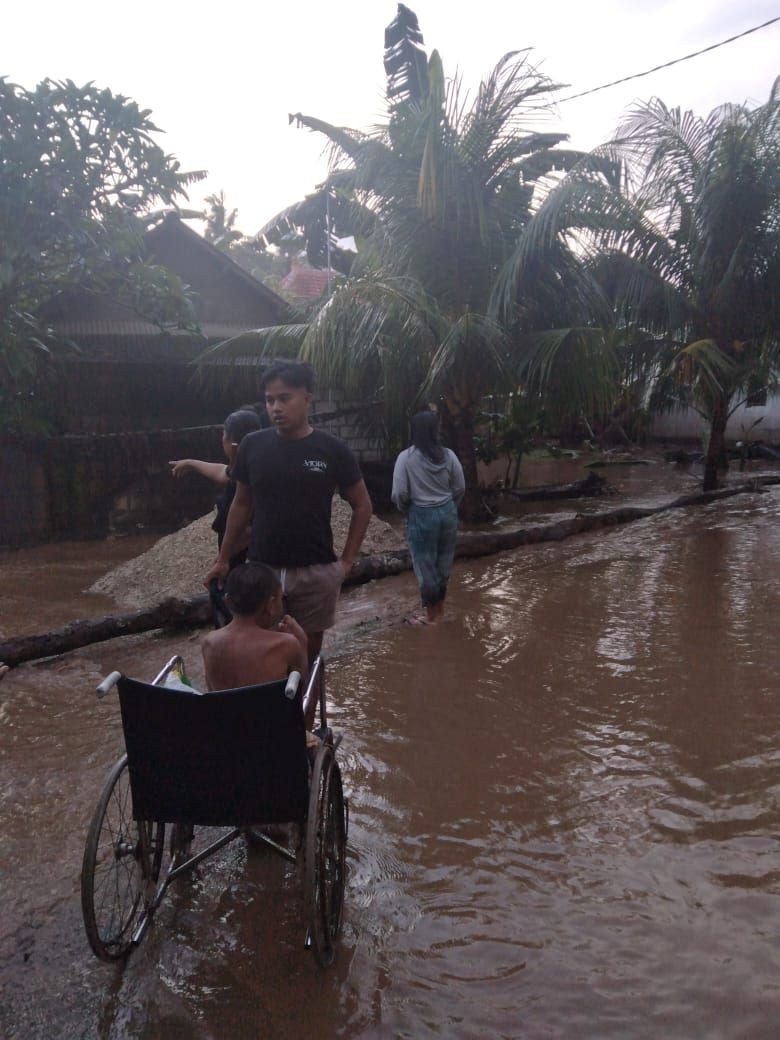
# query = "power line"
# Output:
<box><xmin>556</xmin><ymin>15</ymin><xmax>780</xmax><ymax>104</ymax></box>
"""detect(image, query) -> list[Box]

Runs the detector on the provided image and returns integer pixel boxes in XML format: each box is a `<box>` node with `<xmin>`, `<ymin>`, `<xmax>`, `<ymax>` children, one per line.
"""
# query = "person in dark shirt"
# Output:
<box><xmin>170</xmin><ymin>407</ymin><xmax>263</xmax><ymax>570</ymax></box>
<box><xmin>204</xmin><ymin>362</ymin><xmax>373</xmax><ymax>682</ymax></box>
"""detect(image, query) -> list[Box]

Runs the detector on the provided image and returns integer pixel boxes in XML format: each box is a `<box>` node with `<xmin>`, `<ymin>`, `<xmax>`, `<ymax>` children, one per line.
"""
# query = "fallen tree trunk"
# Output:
<box><xmin>0</xmin><ymin>597</ymin><xmax>212</xmax><ymax>668</ymax></box>
<box><xmin>2</xmin><ymin>477</ymin><xmax>779</xmax><ymax>667</ymax></box>
<box><xmin>500</xmin><ymin>471</ymin><xmax>608</xmax><ymax>502</ymax></box>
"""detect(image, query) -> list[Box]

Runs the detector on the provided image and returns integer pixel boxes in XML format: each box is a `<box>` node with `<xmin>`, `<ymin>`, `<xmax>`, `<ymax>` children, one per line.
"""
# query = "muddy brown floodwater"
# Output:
<box><xmin>1</xmin><ymin>463</ymin><xmax>779</xmax><ymax>1039</ymax></box>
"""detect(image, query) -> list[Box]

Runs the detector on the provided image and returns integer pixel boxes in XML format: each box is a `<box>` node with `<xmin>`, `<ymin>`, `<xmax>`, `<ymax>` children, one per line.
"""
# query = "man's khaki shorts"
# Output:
<box><xmin>270</xmin><ymin>561</ymin><xmax>345</xmax><ymax>633</ymax></box>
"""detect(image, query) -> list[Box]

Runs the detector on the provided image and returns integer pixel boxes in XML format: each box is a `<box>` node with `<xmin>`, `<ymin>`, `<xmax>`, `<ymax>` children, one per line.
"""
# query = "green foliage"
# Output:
<box><xmin>259</xmin><ymin>180</ymin><xmax>364</xmax><ymax>275</ymax></box>
<box><xmin>203</xmin><ymin>7</ymin><xmax>581</xmax><ymax>515</ymax></box>
<box><xmin>0</xmin><ymin>77</ymin><xmax>204</xmax><ymax>433</ymax></box>
<box><xmin>504</xmin><ymin>79</ymin><xmax>780</xmax><ymax>483</ymax></box>
<box><xmin>204</xmin><ymin>191</ymin><xmax>242</xmax><ymax>250</ymax></box>
<box><xmin>475</xmin><ymin>396</ymin><xmax>540</xmax><ymax>488</ymax></box>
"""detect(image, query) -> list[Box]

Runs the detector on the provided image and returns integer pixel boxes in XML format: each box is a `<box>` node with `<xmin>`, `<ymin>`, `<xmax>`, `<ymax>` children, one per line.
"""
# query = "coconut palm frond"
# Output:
<box><xmin>588</xmin><ymin>251</ymin><xmax>692</xmax><ymax>335</ymax></box>
<box><xmin>615</xmin><ymin>99</ymin><xmax>711</xmax><ymax>195</ymax></box>
<box><xmin>424</xmin><ymin>312</ymin><xmax>511</xmax><ymax>406</ymax></box>
<box><xmin>678</xmin><ymin>338</ymin><xmax>737</xmax><ymax>389</ymax></box>
<box><xmin>196</xmin><ymin>324</ymin><xmax>308</xmax><ymax>367</ymax></box>
<box><xmin>301</xmin><ymin>274</ymin><xmax>440</xmax><ymax>382</ymax></box>
<box><xmin>288</xmin><ymin>112</ymin><xmax>370</xmax><ymax>164</ymax></box>
<box><xmin>491</xmin><ymin>169</ymin><xmax>669</xmax><ymax>323</ymax></box>
<box><xmin>518</xmin><ymin>327</ymin><xmax>621</xmax><ymax>425</ymax></box>
<box><xmin>298</xmin><ymin>272</ymin><xmax>443</xmax><ymax>443</ymax></box>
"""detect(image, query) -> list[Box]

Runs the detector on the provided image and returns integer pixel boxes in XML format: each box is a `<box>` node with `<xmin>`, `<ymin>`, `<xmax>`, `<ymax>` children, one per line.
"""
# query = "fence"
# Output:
<box><xmin>0</xmin><ymin>402</ymin><xmax>387</xmax><ymax>548</ymax></box>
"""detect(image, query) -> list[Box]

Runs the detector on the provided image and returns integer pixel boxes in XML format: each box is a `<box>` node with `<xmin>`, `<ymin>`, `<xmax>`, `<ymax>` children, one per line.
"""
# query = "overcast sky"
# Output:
<box><xmin>6</xmin><ymin>1</ymin><xmax>779</xmax><ymax>233</ymax></box>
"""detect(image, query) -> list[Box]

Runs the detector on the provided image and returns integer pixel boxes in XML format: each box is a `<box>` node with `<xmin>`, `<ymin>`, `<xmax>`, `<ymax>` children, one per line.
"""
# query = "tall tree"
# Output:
<box><xmin>203</xmin><ymin>6</ymin><xmax>581</xmax><ymax>518</ymax></box>
<box><xmin>500</xmin><ymin>81</ymin><xmax>780</xmax><ymax>488</ymax></box>
<box><xmin>204</xmin><ymin>190</ymin><xmax>242</xmax><ymax>250</ymax></box>
<box><xmin>0</xmin><ymin>78</ymin><xmax>203</xmax><ymax>433</ymax></box>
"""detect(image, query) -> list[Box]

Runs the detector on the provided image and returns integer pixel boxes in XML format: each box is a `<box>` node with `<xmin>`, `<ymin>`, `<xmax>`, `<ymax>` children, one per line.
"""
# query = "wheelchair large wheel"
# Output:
<box><xmin>81</xmin><ymin>754</ymin><xmax>165</xmax><ymax>961</ymax></box>
<box><xmin>305</xmin><ymin>743</ymin><xmax>347</xmax><ymax>966</ymax></box>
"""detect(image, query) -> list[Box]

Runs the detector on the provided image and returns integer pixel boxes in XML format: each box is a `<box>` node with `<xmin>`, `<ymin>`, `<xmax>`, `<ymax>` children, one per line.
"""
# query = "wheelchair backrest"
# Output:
<box><xmin>118</xmin><ymin>677</ymin><xmax>310</xmax><ymax>826</ymax></box>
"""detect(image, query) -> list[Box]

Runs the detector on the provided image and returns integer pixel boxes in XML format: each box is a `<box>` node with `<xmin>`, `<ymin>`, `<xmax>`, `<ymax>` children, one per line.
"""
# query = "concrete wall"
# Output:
<box><xmin>652</xmin><ymin>395</ymin><xmax>780</xmax><ymax>443</ymax></box>
<box><xmin>311</xmin><ymin>399</ymin><xmax>385</xmax><ymax>464</ymax></box>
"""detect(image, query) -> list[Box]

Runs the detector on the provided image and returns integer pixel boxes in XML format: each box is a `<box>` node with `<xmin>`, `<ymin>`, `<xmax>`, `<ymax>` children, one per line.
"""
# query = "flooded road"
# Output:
<box><xmin>1</xmin><ymin>469</ymin><xmax>779</xmax><ymax>1038</ymax></box>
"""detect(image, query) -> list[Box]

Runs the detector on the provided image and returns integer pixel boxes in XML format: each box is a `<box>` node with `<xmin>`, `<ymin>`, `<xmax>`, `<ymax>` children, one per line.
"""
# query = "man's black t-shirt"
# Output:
<box><xmin>232</xmin><ymin>427</ymin><xmax>362</xmax><ymax>567</ymax></box>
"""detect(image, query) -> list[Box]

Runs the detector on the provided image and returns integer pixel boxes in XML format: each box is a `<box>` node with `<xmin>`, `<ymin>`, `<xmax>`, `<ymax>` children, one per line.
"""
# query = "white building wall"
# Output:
<box><xmin>652</xmin><ymin>395</ymin><xmax>780</xmax><ymax>443</ymax></box>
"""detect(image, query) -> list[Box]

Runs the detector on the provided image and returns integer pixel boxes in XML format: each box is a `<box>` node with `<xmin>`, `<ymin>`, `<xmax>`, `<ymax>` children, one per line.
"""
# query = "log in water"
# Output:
<box><xmin>2</xmin><ymin>477</ymin><xmax>779</xmax><ymax>667</ymax></box>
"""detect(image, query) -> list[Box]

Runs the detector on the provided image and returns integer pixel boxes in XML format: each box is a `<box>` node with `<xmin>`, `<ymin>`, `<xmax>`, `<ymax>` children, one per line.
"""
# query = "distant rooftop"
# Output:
<box><xmin>280</xmin><ymin>258</ymin><xmax>333</xmax><ymax>301</ymax></box>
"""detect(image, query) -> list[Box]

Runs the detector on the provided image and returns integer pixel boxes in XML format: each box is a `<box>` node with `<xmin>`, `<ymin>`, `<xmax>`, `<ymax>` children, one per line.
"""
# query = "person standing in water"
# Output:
<box><xmin>204</xmin><ymin>361</ymin><xmax>373</xmax><ymax>679</ymax></box>
<box><xmin>391</xmin><ymin>410</ymin><xmax>465</xmax><ymax>625</ymax></box>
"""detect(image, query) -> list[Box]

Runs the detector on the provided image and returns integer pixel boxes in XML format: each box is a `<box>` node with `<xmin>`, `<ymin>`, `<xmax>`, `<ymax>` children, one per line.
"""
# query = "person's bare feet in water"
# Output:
<box><xmin>405</xmin><ymin>605</ymin><xmax>440</xmax><ymax>626</ymax></box>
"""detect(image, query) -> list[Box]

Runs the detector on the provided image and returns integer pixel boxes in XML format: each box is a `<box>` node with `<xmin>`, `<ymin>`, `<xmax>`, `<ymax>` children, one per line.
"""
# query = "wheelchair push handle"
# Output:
<box><xmin>96</xmin><ymin>655</ymin><xmax>187</xmax><ymax>699</ymax></box>
<box><xmin>96</xmin><ymin>671</ymin><xmax>123</xmax><ymax>698</ymax></box>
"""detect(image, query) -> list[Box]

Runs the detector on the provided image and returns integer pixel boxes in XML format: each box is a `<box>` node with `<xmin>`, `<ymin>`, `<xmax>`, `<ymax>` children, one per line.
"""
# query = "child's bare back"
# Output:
<box><xmin>200</xmin><ymin>563</ymin><xmax>308</xmax><ymax>692</ymax></box>
<box><xmin>203</xmin><ymin>620</ymin><xmax>304</xmax><ymax>691</ymax></box>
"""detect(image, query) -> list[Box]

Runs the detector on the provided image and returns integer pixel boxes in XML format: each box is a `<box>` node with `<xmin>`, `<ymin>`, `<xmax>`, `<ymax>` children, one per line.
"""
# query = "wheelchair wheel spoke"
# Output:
<box><xmin>81</xmin><ymin>755</ymin><xmax>163</xmax><ymax>961</ymax></box>
<box><xmin>306</xmin><ymin>746</ymin><xmax>347</xmax><ymax>966</ymax></box>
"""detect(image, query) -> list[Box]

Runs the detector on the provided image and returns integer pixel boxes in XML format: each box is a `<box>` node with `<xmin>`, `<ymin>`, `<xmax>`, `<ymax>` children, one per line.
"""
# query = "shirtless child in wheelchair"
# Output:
<box><xmin>202</xmin><ymin>562</ymin><xmax>306</xmax><ymax>689</ymax></box>
<box><xmin>202</xmin><ymin>562</ymin><xmax>319</xmax><ymax>749</ymax></box>
<box><xmin>82</xmin><ymin>565</ymin><xmax>346</xmax><ymax>967</ymax></box>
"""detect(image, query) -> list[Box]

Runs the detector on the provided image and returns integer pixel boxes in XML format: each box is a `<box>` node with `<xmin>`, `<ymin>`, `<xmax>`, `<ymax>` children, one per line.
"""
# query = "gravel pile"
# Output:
<box><xmin>88</xmin><ymin>497</ymin><xmax>406</xmax><ymax>610</ymax></box>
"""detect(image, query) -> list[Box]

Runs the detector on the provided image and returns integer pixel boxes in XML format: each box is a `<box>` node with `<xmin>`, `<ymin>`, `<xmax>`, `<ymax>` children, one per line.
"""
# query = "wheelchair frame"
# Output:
<box><xmin>80</xmin><ymin>654</ymin><xmax>347</xmax><ymax>967</ymax></box>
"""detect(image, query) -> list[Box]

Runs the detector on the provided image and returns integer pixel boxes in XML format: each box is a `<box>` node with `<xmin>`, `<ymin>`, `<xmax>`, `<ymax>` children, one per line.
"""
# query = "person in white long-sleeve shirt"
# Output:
<box><xmin>391</xmin><ymin>411</ymin><xmax>465</xmax><ymax>624</ymax></box>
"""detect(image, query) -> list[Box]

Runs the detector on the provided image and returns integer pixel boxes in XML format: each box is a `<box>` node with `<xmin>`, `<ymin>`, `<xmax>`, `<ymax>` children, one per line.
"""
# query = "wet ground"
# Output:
<box><xmin>1</xmin><ymin>457</ymin><xmax>779</xmax><ymax>1038</ymax></box>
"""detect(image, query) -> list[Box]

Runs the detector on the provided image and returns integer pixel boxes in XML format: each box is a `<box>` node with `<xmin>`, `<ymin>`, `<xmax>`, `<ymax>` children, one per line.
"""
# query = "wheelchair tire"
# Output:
<box><xmin>305</xmin><ymin>743</ymin><xmax>347</xmax><ymax>967</ymax></box>
<box><xmin>81</xmin><ymin>754</ymin><xmax>165</xmax><ymax>961</ymax></box>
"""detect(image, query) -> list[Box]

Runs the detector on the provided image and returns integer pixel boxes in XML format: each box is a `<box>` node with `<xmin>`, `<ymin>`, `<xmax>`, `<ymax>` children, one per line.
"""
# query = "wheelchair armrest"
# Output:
<box><xmin>285</xmin><ymin>671</ymin><xmax>301</xmax><ymax>699</ymax></box>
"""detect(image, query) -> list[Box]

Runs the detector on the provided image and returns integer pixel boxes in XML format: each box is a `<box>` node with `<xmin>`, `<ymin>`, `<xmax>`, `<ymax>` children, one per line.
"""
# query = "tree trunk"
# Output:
<box><xmin>449</xmin><ymin>406</ymin><xmax>485</xmax><ymax>522</ymax></box>
<box><xmin>703</xmin><ymin>396</ymin><xmax>729</xmax><ymax>491</ymax></box>
<box><xmin>3</xmin><ymin>478</ymin><xmax>778</xmax><ymax>668</ymax></box>
<box><xmin>0</xmin><ymin>596</ymin><xmax>211</xmax><ymax>667</ymax></box>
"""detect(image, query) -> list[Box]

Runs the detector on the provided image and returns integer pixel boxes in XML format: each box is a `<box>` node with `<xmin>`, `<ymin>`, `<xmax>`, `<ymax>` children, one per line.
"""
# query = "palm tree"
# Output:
<box><xmin>202</xmin><ymin>6</ymin><xmax>581</xmax><ymax>518</ymax></box>
<box><xmin>258</xmin><ymin>180</ymin><xmax>362</xmax><ymax>277</ymax></box>
<box><xmin>499</xmin><ymin>80</ymin><xmax>780</xmax><ymax>489</ymax></box>
<box><xmin>204</xmin><ymin>190</ymin><xmax>242</xmax><ymax>250</ymax></box>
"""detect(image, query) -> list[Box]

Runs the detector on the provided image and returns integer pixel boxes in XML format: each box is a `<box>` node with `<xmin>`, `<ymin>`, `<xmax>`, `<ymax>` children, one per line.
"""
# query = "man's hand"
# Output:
<box><xmin>338</xmin><ymin>557</ymin><xmax>354</xmax><ymax>581</ymax></box>
<box><xmin>204</xmin><ymin>558</ymin><xmax>229</xmax><ymax>589</ymax></box>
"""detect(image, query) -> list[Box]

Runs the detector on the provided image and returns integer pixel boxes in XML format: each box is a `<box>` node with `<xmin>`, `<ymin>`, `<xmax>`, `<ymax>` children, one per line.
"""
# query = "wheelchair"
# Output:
<box><xmin>80</xmin><ymin>654</ymin><xmax>347</xmax><ymax>967</ymax></box>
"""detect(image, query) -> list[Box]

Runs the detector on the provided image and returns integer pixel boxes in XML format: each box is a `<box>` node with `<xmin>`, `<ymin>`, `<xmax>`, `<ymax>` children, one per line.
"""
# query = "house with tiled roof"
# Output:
<box><xmin>1</xmin><ymin>217</ymin><xmax>390</xmax><ymax>546</ymax></box>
